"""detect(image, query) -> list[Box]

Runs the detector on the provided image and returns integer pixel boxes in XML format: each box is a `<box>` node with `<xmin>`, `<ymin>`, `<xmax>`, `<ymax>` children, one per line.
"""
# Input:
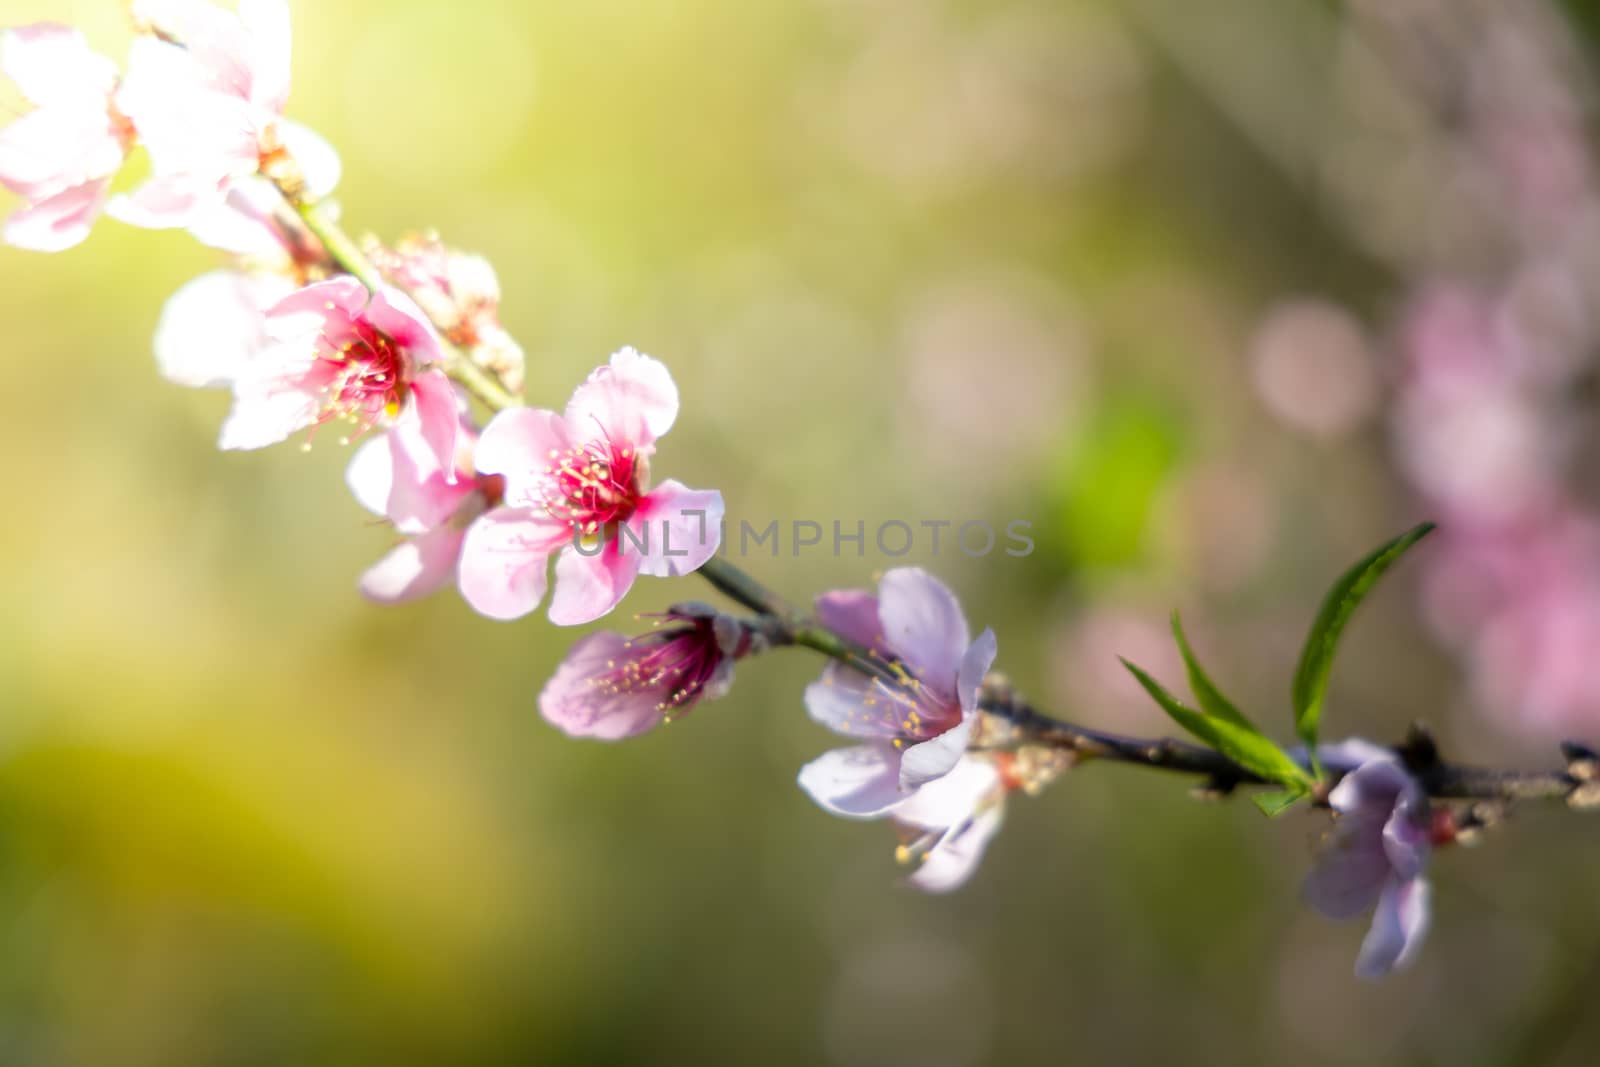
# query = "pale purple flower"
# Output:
<box><xmin>346</xmin><ymin>415</ymin><xmax>502</xmax><ymax>604</ymax></box>
<box><xmin>0</xmin><ymin>23</ymin><xmax>134</xmax><ymax>251</ymax></box>
<box><xmin>1303</xmin><ymin>740</ymin><xmax>1433</xmax><ymax>980</ymax></box>
<box><xmin>891</xmin><ymin>753</ymin><xmax>1008</xmax><ymax>893</ymax></box>
<box><xmin>458</xmin><ymin>348</ymin><xmax>724</xmax><ymax>625</ymax></box>
<box><xmin>797</xmin><ymin>568</ymin><xmax>997</xmax><ymax>818</ymax></box>
<box><xmin>215</xmin><ymin>276</ymin><xmax>457</xmax><ymax>466</ymax></box>
<box><xmin>538</xmin><ymin>603</ymin><xmax>753</xmax><ymax>740</ymax></box>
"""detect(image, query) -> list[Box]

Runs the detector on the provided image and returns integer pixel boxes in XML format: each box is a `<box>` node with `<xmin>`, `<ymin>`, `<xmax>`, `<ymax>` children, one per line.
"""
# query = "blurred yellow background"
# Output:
<box><xmin>3</xmin><ymin>0</ymin><xmax>1600</xmax><ymax>1063</ymax></box>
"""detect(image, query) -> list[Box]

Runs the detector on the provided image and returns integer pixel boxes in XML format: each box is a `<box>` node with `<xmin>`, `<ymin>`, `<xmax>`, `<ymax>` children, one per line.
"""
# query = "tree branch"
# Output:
<box><xmin>700</xmin><ymin>558</ymin><xmax>1590</xmax><ymax>809</ymax></box>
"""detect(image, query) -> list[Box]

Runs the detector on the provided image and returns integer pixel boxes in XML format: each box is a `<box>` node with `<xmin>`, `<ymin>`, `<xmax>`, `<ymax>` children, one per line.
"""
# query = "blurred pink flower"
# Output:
<box><xmin>1394</xmin><ymin>276</ymin><xmax>1600</xmax><ymax>737</ymax></box>
<box><xmin>110</xmin><ymin>0</ymin><xmax>337</xmax><ymax>228</ymax></box>
<box><xmin>214</xmin><ymin>276</ymin><xmax>457</xmax><ymax>464</ymax></box>
<box><xmin>538</xmin><ymin>604</ymin><xmax>753</xmax><ymax>740</ymax></box>
<box><xmin>1303</xmin><ymin>740</ymin><xmax>1432</xmax><ymax>980</ymax></box>
<box><xmin>0</xmin><ymin>23</ymin><xmax>134</xmax><ymax>251</ymax></box>
<box><xmin>1249</xmin><ymin>299</ymin><xmax>1377</xmax><ymax>440</ymax></box>
<box><xmin>459</xmin><ymin>348</ymin><xmax>724</xmax><ymax>625</ymax></box>
<box><xmin>891</xmin><ymin>753</ymin><xmax>1008</xmax><ymax>893</ymax></box>
<box><xmin>347</xmin><ymin>415</ymin><xmax>502</xmax><ymax>604</ymax></box>
<box><xmin>797</xmin><ymin>568</ymin><xmax>997</xmax><ymax>818</ymax></box>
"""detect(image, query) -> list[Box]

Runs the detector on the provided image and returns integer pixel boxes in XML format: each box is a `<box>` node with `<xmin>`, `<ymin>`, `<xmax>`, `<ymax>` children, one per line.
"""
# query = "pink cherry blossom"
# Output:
<box><xmin>346</xmin><ymin>415</ymin><xmax>502</xmax><ymax>604</ymax></box>
<box><xmin>797</xmin><ymin>568</ymin><xmax>998</xmax><ymax>818</ymax></box>
<box><xmin>891</xmin><ymin>753</ymin><xmax>1009</xmax><ymax>893</ymax></box>
<box><xmin>0</xmin><ymin>24</ymin><xmax>134</xmax><ymax>251</ymax></box>
<box><xmin>458</xmin><ymin>348</ymin><xmax>725</xmax><ymax>625</ymax></box>
<box><xmin>216</xmin><ymin>275</ymin><xmax>457</xmax><ymax>467</ymax></box>
<box><xmin>110</xmin><ymin>0</ymin><xmax>331</xmax><ymax>229</ymax></box>
<box><xmin>538</xmin><ymin>603</ymin><xmax>755</xmax><ymax>740</ymax></box>
<box><xmin>1303</xmin><ymin>740</ymin><xmax>1434</xmax><ymax>980</ymax></box>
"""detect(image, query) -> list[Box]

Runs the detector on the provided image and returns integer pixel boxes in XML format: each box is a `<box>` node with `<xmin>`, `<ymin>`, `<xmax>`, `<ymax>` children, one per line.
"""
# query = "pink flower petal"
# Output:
<box><xmin>184</xmin><ymin>179</ymin><xmax>288</xmax><ymax>256</ymax></box>
<box><xmin>1355</xmin><ymin>877</ymin><xmax>1431</xmax><ymax>979</ymax></box>
<box><xmin>3</xmin><ymin>176</ymin><xmax>109</xmax><ymax>252</ymax></box>
<box><xmin>457</xmin><ymin>507</ymin><xmax>566</xmax><ymax>620</ymax></box>
<box><xmin>1327</xmin><ymin>758</ymin><xmax>1414</xmax><ymax>816</ymax></box>
<box><xmin>1381</xmin><ymin>803</ymin><xmax>1430</xmax><ymax>882</ymax></box>
<box><xmin>538</xmin><ymin>631</ymin><xmax>668</xmax><ymax>740</ymax></box>
<box><xmin>908</xmin><ymin>806</ymin><xmax>1004</xmax><ymax>894</ymax></box>
<box><xmin>563</xmin><ymin>346</ymin><xmax>678</xmax><ymax>450</ymax></box>
<box><xmin>154</xmin><ymin>269</ymin><xmax>291</xmax><ymax>387</ymax></box>
<box><xmin>877</xmin><ymin>567</ymin><xmax>970</xmax><ymax>695</ymax></box>
<box><xmin>1315</xmin><ymin>738</ymin><xmax>1396</xmax><ymax>774</ymax></box>
<box><xmin>389</xmin><ymin>450</ymin><xmax>472</xmax><ymax>535</ymax></box>
<box><xmin>134</xmin><ymin>0</ymin><xmax>255</xmax><ymax>101</ymax></box>
<box><xmin>2</xmin><ymin>24</ymin><xmax>118</xmax><ymax>106</ymax></box>
<box><xmin>401</xmin><ymin>369</ymin><xmax>460</xmax><ymax>477</ymax></box>
<box><xmin>797</xmin><ymin>744</ymin><xmax>906</xmax><ymax>819</ymax></box>
<box><xmin>1302</xmin><ymin>825</ymin><xmax>1390</xmax><ymax>921</ymax></box>
<box><xmin>359</xmin><ymin>523</ymin><xmax>465</xmax><ymax>604</ymax></box>
<box><xmin>474</xmin><ymin>407</ymin><xmax>572</xmax><ymax>506</ymax></box>
<box><xmin>815</xmin><ymin>589</ymin><xmax>885</xmax><ymax>651</ymax></box>
<box><xmin>345</xmin><ymin>434</ymin><xmax>394</xmax><ymax>519</ymax></box>
<box><xmin>238</xmin><ymin>0</ymin><xmax>292</xmax><ymax>112</ymax></box>
<box><xmin>893</xmin><ymin>755</ymin><xmax>1000</xmax><ymax>831</ymax></box>
<box><xmin>0</xmin><ymin>105</ymin><xmax>122</xmax><ymax>200</ymax></box>
<box><xmin>955</xmin><ymin>628</ymin><xmax>998</xmax><ymax>714</ymax></box>
<box><xmin>804</xmin><ymin>662</ymin><xmax>896</xmax><ymax>740</ymax></box>
<box><xmin>264</xmin><ymin>275</ymin><xmax>368</xmax><ymax>334</ymax></box>
<box><xmin>276</xmin><ymin>117</ymin><xmax>340</xmax><ymax>197</ymax></box>
<box><xmin>628</xmin><ymin>480</ymin><xmax>723</xmax><ymax>577</ymax></box>
<box><xmin>366</xmin><ymin>284</ymin><xmax>442</xmax><ymax>365</ymax></box>
<box><xmin>114</xmin><ymin>37</ymin><xmax>261</xmax><ymax>204</ymax></box>
<box><xmin>898</xmin><ymin>713</ymin><xmax>973</xmax><ymax>792</ymax></box>
<box><xmin>548</xmin><ymin>541</ymin><xmax>642</xmax><ymax>625</ymax></box>
<box><xmin>217</xmin><ymin>346</ymin><xmax>325</xmax><ymax>449</ymax></box>
<box><xmin>105</xmin><ymin>173</ymin><xmax>215</xmax><ymax>231</ymax></box>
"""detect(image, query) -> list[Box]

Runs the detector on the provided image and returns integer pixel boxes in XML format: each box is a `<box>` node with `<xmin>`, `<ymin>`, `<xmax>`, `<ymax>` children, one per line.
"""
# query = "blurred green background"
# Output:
<box><xmin>4</xmin><ymin>0</ymin><xmax>1600</xmax><ymax>1063</ymax></box>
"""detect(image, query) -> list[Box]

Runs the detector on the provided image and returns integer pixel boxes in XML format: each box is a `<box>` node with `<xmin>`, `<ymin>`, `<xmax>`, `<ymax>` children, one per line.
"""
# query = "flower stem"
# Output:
<box><xmin>696</xmin><ymin>557</ymin><xmax>900</xmax><ymax>682</ymax></box>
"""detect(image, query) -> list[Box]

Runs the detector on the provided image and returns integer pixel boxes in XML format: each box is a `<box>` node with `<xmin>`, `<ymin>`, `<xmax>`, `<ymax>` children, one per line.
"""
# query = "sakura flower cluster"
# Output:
<box><xmin>0</xmin><ymin>1</ymin><xmax>729</xmax><ymax>623</ymax></box>
<box><xmin>2</xmin><ymin>0</ymin><xmax>1547</xmax><ymax>992</ymax></box>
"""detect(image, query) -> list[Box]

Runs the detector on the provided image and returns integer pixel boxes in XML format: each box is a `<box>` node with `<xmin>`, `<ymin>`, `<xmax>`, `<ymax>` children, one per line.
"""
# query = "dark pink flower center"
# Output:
<box><xmin>316</xmin><ymin>322</ymin><xmax>411</xmax><ymax>439</ymax></box>
<box><xmin>539</xmin><ymin>433</ymin><xmax>643</xmax><ymax>537</ymax></box>
<box><xmin>593</xmin><ymin>616</ymin><xmax>727</xmax><ymax>717</ymax></box>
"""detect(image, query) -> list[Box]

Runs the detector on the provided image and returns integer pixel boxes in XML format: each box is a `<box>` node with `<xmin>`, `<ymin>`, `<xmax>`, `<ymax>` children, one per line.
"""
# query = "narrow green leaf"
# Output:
<box><xmin>1251</xmin><ymin>789</ymin><xmax>1305</xmax><ymax>817</ymax></box>
<box><xmin>1171</xmin><ymin>611</ymin><xmax>1252</xmax><ymax>730</ymax></box>
<box><xmin>1291</xmin><ymin>522</ymin><xmax>1437</xmax><ymax>751</ymax></box>
<box><xmin>1121</xmin><ymin>659</ymin><xmax>1313</xmax><ymax>790</ymax></box>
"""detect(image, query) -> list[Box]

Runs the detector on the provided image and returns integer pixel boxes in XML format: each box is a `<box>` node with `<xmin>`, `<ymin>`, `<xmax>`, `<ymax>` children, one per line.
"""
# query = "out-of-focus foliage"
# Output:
<box><xmin>2</xmin><ymin>0</ymin><xmax>1600</xmax><ymax>1064</ymax></box>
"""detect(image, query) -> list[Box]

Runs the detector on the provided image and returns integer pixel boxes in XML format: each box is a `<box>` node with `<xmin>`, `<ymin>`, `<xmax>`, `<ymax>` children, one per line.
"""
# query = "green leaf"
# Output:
<box><xmin>1251</xmin><ymin>789</ymin><xmax>1305</xmax><ymax>817</ymax></box>
<box><xmin>1121</xmin><ymin>659</ymin><xmax>1313</xmax><ymax>791</ymax></box>
<box><xmin>1291</xmin><ymin>522</ymin><xmax>1437</xmax><ymax>752</ymax></box>
<box><xmin>1170</xmin><ymin>612</ymin><xmax>1251</xmax><ymax>730</ymax></box>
